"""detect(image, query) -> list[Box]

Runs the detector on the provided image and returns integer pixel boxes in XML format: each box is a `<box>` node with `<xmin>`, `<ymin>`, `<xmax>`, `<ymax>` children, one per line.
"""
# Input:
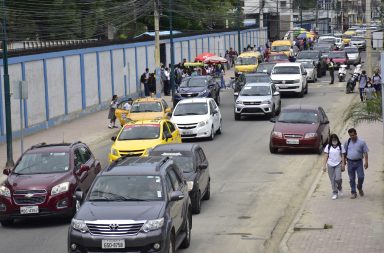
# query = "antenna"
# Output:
<box><xmin>62</xmin><ymin>132</ymin><xmax>65</xmax><ymax>143</ymax></box>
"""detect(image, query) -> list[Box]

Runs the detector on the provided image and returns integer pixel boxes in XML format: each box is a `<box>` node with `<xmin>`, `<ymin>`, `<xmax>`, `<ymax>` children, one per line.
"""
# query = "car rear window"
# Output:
<box><xmin>119</xmin><ymin>124</ymin><xmax>160</xmax><ymax>140</ymax></box>
<box><xmin>245</xmin><ymin>75</ymin><xmax>272</xmax><ymax>83</ymax></box>
<box><xmin>345</xmin><ymin>47</ymin><xmax>359</xmax><ymax>53</ymax></box>
<box><xmin>14</xmin><ymin>152</ymin><xmax>70</xmax><ymax>175</ymax></box>
<box><xmin>240</xmin><ymin>85</ymin><xmax>271</xmax><ymax>96</ymax></box>
<box><xmin>131</xmin><ymin>102</ymin><xmax>162</xmax><ymax>113</ymax></box>
<box><xmin>278</xmin><ymin>110</ymin><xmax>319</xmax><ymax>124</ymax></box>
<box><xmin>297</xmin><ymin>52</ymin><xmax>318</xmax><ymax>59</ymax></box>
<box><xmin>180</xmin><ymin>78</ymin><xmax>207</xmax><ymax>87</ymax></box>
<box><xmin>173</xmin><ymin>102</ymin><xmax>208</xmax><ymax>116</ymax></box>
<box><xmin>272</xmin><ymin>66</ymin><xmax>300</xmax><ymax>75</ymax></box>
<box><xmin>150</xmin><ymin>151</ymin><xmax>195</xmax><ymax>173</ymax></box>
<box><xmin>328</xmin><ymin>52</ymin><xmax>346</xmax><ymax>58</ymax></box>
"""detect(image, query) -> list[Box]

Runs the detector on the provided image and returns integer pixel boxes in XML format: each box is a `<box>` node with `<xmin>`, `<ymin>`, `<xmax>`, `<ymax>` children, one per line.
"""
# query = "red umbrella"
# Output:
<box><xmin>195</xmin><ymin>52</ymin><xmax>216</xmax><ymax>62</ymax></box>
<box><xmin>203</xmin><ymin>55</ymin><xmax>228</xmax><ymax>64</ymax></box>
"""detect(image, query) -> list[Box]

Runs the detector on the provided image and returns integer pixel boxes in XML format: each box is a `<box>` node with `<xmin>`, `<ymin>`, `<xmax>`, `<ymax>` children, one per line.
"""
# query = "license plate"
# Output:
<box><xmin>279</xmin><ymin>84</ymin><xmax>288</xmax><ymax>88</ymax></box>
<box><xmin>286</xmin><ymin>139</ymin><xmax>299</xmax><ymax>145</ymax></box>
<box><xmin>102</xmin><ymin>240</ymin><xmax>125</xmax><ymax>249</ymax></box>
<box><xmin>20</xmin><ymin>206</ymin><xmax>39</xmax><ymax>214</ymax></box>
<box><xmin>182</xmin><ymin>130</ymin><xmax>193</xmax><ymax>135</ymax></box>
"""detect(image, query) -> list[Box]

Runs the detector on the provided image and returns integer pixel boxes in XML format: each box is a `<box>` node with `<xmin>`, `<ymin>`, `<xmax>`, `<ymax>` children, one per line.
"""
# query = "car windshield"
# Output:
<box><xmin>328</xmin><ymin>52</ymin><xmax>346</xmax><ymax>58</ymax></box>
<box><xmin>118</xmin><ymin>124</ymin><xmax>160</xmax><ymax>140</ymax></box>
<box><xmin>269</xmin><ymin>54</ymin><xmax>288</xmax><ymax>61</ymax></box>
<box><xmin>319</xmin><ymin>38</ymin><xmax>336</xmax><ymax>44</ymax></box>
<box><xmin>180</xmin><ymin>78</ymin><xmax>207</xmax><ymax>87</ymax></box>
<box><xmin>351</xmin><ymin>37</ymin><xmax>364</xmax><ymax>41</ymax></box>
<box><xmin>299</xmin><ymin>62</ymin><xmax>314</xmax><ymax>68</ymax></box>
<box><xmin>278</xmin><ymin>110</ymin><xmax>319</xmax><ymax>124</ymax></box>
<box><xmin>13</xmin><ymin>152</ymin><xmax>70</xmax><ymax>175</ymax></box>
<box><xmin>130</xmin><ymin>102</ymin><xmax>162</xmax><ymax>113</ymax></box>
<box><xmin>240</xmin><ymin>85</ymin><xmax>271</xmax><ymax>96</ymax></box>
<box><xmin>343</xmin><ymin>34</ymin><xmax>352</xmax><ymax>38</ymax></box>
<box><xmin>256</xmin><ymin>63</ymin><xmax>275</xmax><ymax>73</ymax></box>
<box><xmin>173</xmin><ymin>103</ymin><xmax>208</xmax><ymax>116</ymax></box>
<box><xmin>245</xmin><ymin>75</ymin><xmax>272</xmax><ymax>83</ymax></box>
<box><xmin>88</xmin><ymin>175</ymin><xmax>164</xmax><ymax>201</ymax></box>
<box><xmin>271</xmin><ymin>45</ymin><xmax>290</xmax><ymax>52</ymax></box>
<box><xmin>345</xmin><ymin>47</ymin><xmax>359</xmax><ymax>53</ymax></box>
<box><xmin>272</xmin><ymin>66</ymin><xmax>300</xmax><ymax>74</ymax></box>
<box><xmin>297</xmin><ymin>52</ymin><xmax>318</xmax><ymax>59</ymax></box>
<box><xmin>151</xmin><ymin>152</ymin><xmax>195</xmax><ymax>173</ymax></box>
<box><xmin>235</xmin><ymin>57</ymin><xmax>257</xmax><ymax>65</ymax></box>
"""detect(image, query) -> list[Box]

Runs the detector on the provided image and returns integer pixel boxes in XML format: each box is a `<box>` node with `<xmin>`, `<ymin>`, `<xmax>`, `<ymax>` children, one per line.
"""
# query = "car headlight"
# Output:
<box><xmin>0</xmin><ymin>186</ymin><xmax>11</xmax><ymax>197</ymax></box>
<box><xmin>294</xmin><ymin>79</ymin><xmax>301</xmax><ymax>83</ymax></box>
<box><xmin>141</xmin><ymin>218</ymin><xmax>164</xmax><ymax>232</ymax></box>
<box><xmin>72</xmin><ymin>219</ymin><xmax>89</xmax><ymax>233</ymax></box>
<box><xmin>187</xmin><ymin>181</ymin><xmax>194</xmax><ymax>191</ymax></box>
<box><xmin>236</xmin><ymin>100</ymin><xmax>243</xmax><ymax>104</ymax></box>
<box><xmin>51</xmin><ymin>182</ymin><xmax>70</xmax><ymax>196</ymax></box>
<box><xmin>198</xmin><ymin>120</ymin><xmax>209</xmax><ymax>127</ymax></box>
<box><xmin>272</xmin><ymin>131</ymin><xmax>283</xmax><ymax>138</ymax></box>
<box><xmin>111</xmin><ymin>147</ymin><xmax>119</xmax><ymax>156</ymax></box>
<box><xmin>304</xmin><ymin>133</ymin><xmax>318</xmax><ymax>139</ymax></box>
<box><xmin>261</xmin><ymin>100</ymin><xmax>271</xmax><ymax>105</ymax></box>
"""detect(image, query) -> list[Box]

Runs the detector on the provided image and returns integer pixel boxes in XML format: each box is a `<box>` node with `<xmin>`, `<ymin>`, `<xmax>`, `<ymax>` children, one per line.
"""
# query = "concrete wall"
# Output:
<box><xmin>0</xmin><ymin>28</ymin><xmax>267</xmax><ymax>142</ymax></box>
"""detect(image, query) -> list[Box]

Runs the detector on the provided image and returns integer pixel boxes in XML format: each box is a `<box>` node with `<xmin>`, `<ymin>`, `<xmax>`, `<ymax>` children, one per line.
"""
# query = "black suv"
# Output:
<box><xmin>149</xmin><ymin>143</ymin><xmax>210</xmax><ymax>214</ymax></box>
<box><xmin>68</xmin><ymin>156</ymin><xmax>192</xmax><ymax>253</ymax></box>
<box><xmin>173</xmin><ymin>76</ymin><xmax>221</xmax><ymax>106</ymax></box>
<box><xmin>296</xmin><ymin>50</ymin><xmax>327</xmax><ymax>77</ymax></box>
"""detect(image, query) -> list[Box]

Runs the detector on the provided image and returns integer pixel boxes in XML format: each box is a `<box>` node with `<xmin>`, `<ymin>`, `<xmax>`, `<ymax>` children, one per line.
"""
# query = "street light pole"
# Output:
<box><xmin>2</xmin><ymin>0</ymin><xmax>14</xmax><ymax>167</ymax></box>
<box><xmin>169</xmin><ymin>0</ymin><xmax>176</xmax><ymax>105</ymax></box>
<box><xmin>237</xmin><ymin>0</ymin><xmax>241</xmax><ymax>53</ymax></box>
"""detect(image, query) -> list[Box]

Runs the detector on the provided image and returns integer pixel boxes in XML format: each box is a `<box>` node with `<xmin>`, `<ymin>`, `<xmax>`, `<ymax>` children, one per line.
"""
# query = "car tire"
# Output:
<box><xmin>216</xmin><ymin>120</ymin><xmax>222</xmax><ymax>134</ymax></box>
<box><xmin>304</xmin><ymin>83</ymin><xmax>308</xmax><ymax>94</ymax></box>
<box><xmin>275</xmin><ymin>101</ymin><xmax>281</xmax><ymax>115</ymax></box>
<box><xmin>316</xmin><ymin>138</ymin><xmax>324</xmax><ymax>155</ymax></box>
<box><xmin>234</xmin><ymin>113</ymin><xmax>241</xmax><ymax>121</ymax></box>
<box><xmin>269</xmin><ymin>142</ymin><xmax>278</xmax><ymax>154</ymax></box>
<box><xmin>268</xmin><ymin>105</ymin><xmax>276</xmax><ymax>118</ymax></box>
<box><xmin>202</xmin><ymin>180</ymin><xmax>211</xmax><ymax>200</ymax></box>
<box><xmin>180</xmin><ymin>213</ymin><xmax>191</xmax><ymax>249</ymax></box>
<box><xmin>192</xmin><ymin>191</ymin><xmax>201</xmax><ymax>214</ymax></box>
<box><xmin>317</xmin><ymin>67</ymin><xmax>322</xmax><ymax>78</ymax></box>
<box><xmin>209</xmin><ymin>126</ymin><xmax>215</xmax><ymax>141</ymax></box>
<box><xmin>298</xmin><ymin>86</ymin><xmax>305</xmax><ymax>98</ymax></box>
<box><xmin>168</xmin><ymin>234</ymin><xmax>175</xmax><ymax>253</ymax></box>
<box><xmin>0</xmin><ymin>219</ymin><xmax>14</xmax><ymax>227</ymax></box>
<box><xmin>215</xmin><ymin>95</ymin><xmax>220</xmax><ymax>106</ymax></box>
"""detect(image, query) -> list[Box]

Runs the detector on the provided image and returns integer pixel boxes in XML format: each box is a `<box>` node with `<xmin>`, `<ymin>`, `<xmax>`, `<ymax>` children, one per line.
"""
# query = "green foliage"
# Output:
<box><xmin>344</xmin><ymin>96</ymin><xmax>383</xmax><ymax>126</ymax></box>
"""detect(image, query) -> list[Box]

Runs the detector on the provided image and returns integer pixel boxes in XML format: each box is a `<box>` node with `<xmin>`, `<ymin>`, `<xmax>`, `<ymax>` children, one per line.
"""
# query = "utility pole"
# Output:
<box><xmin>315</xmin><ymin>0</ymin><xmax>319</xmax><ymax>32</ymax></box>
<box><xmin>277</xmin><ymin>1</ymin><xmax>280</xmax><ymax>39</ymax></box>
<box><xmin>237</xmin><ymin>0</ymin><xmax>241</xmax><ymax>53</ymax></box>
<box><xmin>365</xmin><ymin>0</ymin><xmax>372</xmax><ymax>77</ymax></box>
<box><xmin>154</xmin><ymin>0</ymin><xmax>161</xmax><ymax>97</ymax></box>
<box><xmin>340</xmin><ymin>0</ymin><xmax>343</xmax><ymax>32</ymax></box>
<box><xmin>2</xmin><ymin>0</ymin><xmax>14</xmax><ymax>167</ymax></box>
<box><xmin>326</xmin><ymin>0</ymin><xmax>330</xmax><ymax>33</ymax></box>
<box><xmin>169</xmin><ymin>0</ymin><xmax>176</xmax><ymax>104</ymax></box>
<box><xmin>300</xmin><ymin>0</ymin><xmax>303</xmax><ymax>28</ymax></box>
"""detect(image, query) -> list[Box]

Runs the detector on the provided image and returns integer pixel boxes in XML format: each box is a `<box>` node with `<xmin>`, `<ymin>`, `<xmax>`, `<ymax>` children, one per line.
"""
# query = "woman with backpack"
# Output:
<box><xmin>322</xmin><ymin>134</ymin><xmax>346</xmax><ymax>200</ymax></box>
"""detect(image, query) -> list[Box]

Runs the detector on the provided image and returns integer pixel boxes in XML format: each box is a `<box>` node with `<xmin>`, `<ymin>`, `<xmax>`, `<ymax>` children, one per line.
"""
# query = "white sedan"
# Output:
<box><xmin>297</xmin><ymin>60</ymin><xmax>318</xmax><ymax>83</ymax></box>
<box><xmin>171</xmin><ymin>97</ymin><xmax>222</xmax><ymax>140</ymax></box>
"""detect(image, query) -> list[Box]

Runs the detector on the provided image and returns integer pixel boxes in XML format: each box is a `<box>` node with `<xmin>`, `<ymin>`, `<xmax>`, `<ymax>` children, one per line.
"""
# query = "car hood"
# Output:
<box><xmin>273</xmin><ymin>122</ymin><xmax>320</xmax><ymax>134</ymax></box>
<box><xmin>114</xmin><ymin>139</ymin><xmax>162</xmax><ymax>151</ymax></box>
<box><xmin>235</xmin><ymin>65</ymin><xmax>258</xmax><ymax>73</ymax></box>
<box><xmin>127</xmin><ymin>112</ymin><xmax>164</xmax><ymax>121</ymax></box>
<box><xmin>178</xmin><ymin>87</ymin><xmax>207</xmax><ymax>93</ymax></box>
<box><xmin>171</xmin><ymin>115</ymin><xmax>210</xmax><ymax>125</ymax></box>
<box><xmin>271</xmin><ymin>74</ymin><xmax>301</xmax><ymax>80</ymax></box>
<box><xmin>237</xmin><ymin>95</ymin><xmax>271</xmax><ymax>101</ymax></box>
<box><xmin>6</xmin><ymin>172</ymin><xmax>70</xmax><ymax>190</ymax></box>
<box><xmin>76</xmin><ymin>201</ymin><xmax>165</xmax><ymax>221</ymax></box>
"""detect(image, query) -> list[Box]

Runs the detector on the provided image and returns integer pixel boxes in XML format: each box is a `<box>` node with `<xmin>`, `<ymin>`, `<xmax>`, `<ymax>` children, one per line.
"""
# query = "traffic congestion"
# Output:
<box><xmin>0</xmin><ymin>25</ymin><xmax>380</xmax><ymax>253</ymax></box>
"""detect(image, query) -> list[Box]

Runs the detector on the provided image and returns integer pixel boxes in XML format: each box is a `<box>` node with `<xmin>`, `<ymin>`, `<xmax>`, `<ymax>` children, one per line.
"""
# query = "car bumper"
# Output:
<box><xmin>275</xmin><ymin>83</ymin><xmax>302</xmax><ymax>93</ymax></box>
<box><xmin>235</xmin><ymin>104</ymin><xmax>273</xmax><ymax>115</ymax></box>
<box><xmin>177</xmin><ymin>123</ymin><xmax>212</xmax><ymax>139</ymax></box>
<box><xmin>68</xmin><ymin>228</ymin><xmax>168</xmax><ymax>253</ymax></box>
<box><xmin>270</xmin><ymin>137</ymin><xmax>319</xmax><ymax>149</ymax></box>
<box><xmin>0</xmin><ymin>193</ymin><xmax>75</xmax><ymax>220</ymax></box>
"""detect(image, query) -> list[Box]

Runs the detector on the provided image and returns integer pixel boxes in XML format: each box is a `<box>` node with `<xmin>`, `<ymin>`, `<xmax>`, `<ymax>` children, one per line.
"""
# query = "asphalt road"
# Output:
<box><xmin>0</xmin><ymin>52</ymin><xmax>376</xmax><ymax>253</ymax></box>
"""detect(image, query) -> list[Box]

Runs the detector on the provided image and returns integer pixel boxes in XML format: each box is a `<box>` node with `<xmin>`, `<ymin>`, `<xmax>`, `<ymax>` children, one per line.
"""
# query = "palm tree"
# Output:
<box><xmin>344</xmin><ymin>96</ymin><xmax>383</xmax><ymax>125</ymax></box>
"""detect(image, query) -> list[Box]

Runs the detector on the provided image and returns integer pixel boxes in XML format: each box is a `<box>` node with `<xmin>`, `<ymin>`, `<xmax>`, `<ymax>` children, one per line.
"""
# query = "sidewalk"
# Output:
<box><xmin>281</xmin><ymin>122</ymin><xmax>384</xmax><ymax>253</ymax></box>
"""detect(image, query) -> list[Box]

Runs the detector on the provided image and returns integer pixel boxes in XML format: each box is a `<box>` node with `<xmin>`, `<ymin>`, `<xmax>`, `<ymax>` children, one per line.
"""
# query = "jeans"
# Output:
<box><xmin>327</xmin><ymin>163</ymin><xmax>342</xmax><ymax>194</ymax></box>
<box><xmin>143</xmin><ymin>83</ymin><xmax>150</xmax><ymax>96</ymax></box>
<box><xmin>359</xmin><ymin>88</ymin><xmax>364</xmax><ymax>101</ymax></box>
<box><xmin>347</xmin><ymin>159</ymin><xmax>364</xmax><ymax>194</ymax></box>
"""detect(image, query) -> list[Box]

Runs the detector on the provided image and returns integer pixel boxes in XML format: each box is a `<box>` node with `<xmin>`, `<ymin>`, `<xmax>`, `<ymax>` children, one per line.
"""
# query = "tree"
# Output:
<box><xmin>344</xmin><ymin>96</ymin><xmax>383</xmax><ymax>126</ymax></box>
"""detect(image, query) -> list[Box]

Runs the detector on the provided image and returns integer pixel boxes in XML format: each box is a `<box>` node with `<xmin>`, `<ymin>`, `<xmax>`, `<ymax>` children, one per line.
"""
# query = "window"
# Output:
<box><xmin>165</xmin><ymin>174</ymin><xmax>174</xmax><ymax>192</ymax></box>
<box><xmin>197</xmin><ymin>148</ymin><xmax>207</xmax><ymax>164</ymax></box>
<box><xmin>162</xmin><ymin>99</ymin><xmax>168</xmax><ymax>109</ymax></box>
<box><xmin>168</xmin><ymin>168</ymin><xmax>181</xmax><ymax>190</ymax></box>
<box><xmin>280</xmin><ymin>1</ymin><xmax>286</xmax><ymax>8</ymax></box>
<box><xmin>163</xmin><ymin>123</ymin><xmax>171</xmax><ymax>137</ymax></box>
<box><xmin>79</xmin><ymin>146</ymin><xmax>91</xmax><ymax>162</ymax></box>
<box><xmin>209</xmin><ymin>101</ymin><xmax>215</xmax><ymax>114</ymax></box>
<box><xmin>74</xmin><ymin>149</ymin><xmax>84</xmax><ymax>169</ymax></box>
<box><xmin>166</xmin><ymin>121</ymin><xmax>176</xmax><ymax>133</ymax></box>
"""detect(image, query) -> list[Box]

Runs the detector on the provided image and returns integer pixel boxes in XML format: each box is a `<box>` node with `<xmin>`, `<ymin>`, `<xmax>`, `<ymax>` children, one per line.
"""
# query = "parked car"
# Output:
<box><xmin>234</xmin><ymin>73</ymin><xmax>273</xmax><ymax>94</ymax></box>
<box><xmin>270</xmin><ymin>63</ymin><xmax>308</xmax><ymax>97</ymax></box>
<box><xmin>268</xmin><ymin>53</ymin><xmax>290</xmax><ymax>63</ymax></box>
<box><xmin>116</xmin><ymin>97</ymin><xmax>172</xmax><ymax>126</ymax></box>
<box><xmin>326</xmin><ymin>51</ymin><xmax>349</xmax><ymax>68</ymax></box>
<box><xmin>296</xmin><ymin>60</ymin><xmax>317</xmax><ymax>82</ymax></box>
<box><xmin>344</xmin><ymin>46</ymin><xmax>361</xmax><ymax>65</ymax></box>
<box><xmin>256</xmin><ymin>62</ymin><xmax>276</xmax><ymax>75</ymax></box>
<box><xmin>0</xmin><ymin>142</ymin><xmax>101</xmax><ymax>226</ymax></box>
<box><xmin>174</xmin><ymin>76</ymin><xmax>221</xmax><ymax>106</ymax></box>
<box><xmin>296</xmin><ymin>50</ymin><xmax>327</xmax><ymax>77</ymax></box>
<box><xmin>269</xmin><ymin>105</ymin><xmax>330</xmax><ymax>154</ymax></box>
<box><xmin>68</xmin><ymin>156</ymin><xmax>192</xmax><ymax>253</ymax></box>
<box><xmin>171</xmin><ymin>98</ymin><xmax>222</xmax><ymax>140</ymax></box>
<box><xmin>108</xmin><ymin>119</ymin><xmax>181</xmax><ymax>162</ymax></box>
<box><xmin>149</xmin><ymin>143</ymin><xmax>210</xmax><ymax>214</ymax></box>
<box><xmin>234</xmin><ymin>82</ymin><xmax>281</xmax><ymax>120</ymax></box>
<box><xmin>349</xmin><ymin>36</ymin><xmax>366</xmax><ymax>50</ymax></box>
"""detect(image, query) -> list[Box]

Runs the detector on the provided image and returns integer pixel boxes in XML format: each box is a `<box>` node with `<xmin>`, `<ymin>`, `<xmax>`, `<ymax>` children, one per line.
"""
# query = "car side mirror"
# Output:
<box><xmin>199</xmin><ymin>162</ymin><xmax>208</xmax><ymax>170</ymax></box>
<box><xmin>212</xmin><ymin>109</ymin><xmax>219</xmax><ymax>115</ymax></box>
<box><xmin>323</xmin><ymin>120</ymin><xmax>329</xmax><ymax>124</ymax></box>
<box><xmin>76</xmin><ymin>164</ymin><xmax>90</xmax><ymax>176</ymax></box>
<box><xmin>3</xmin><ymin>168</ymin><xmax>10</xmax><ymax>176</ymax></box>
<box><xmin>269</xmin><ymin>117</ymin><xmax>276</xmax><ymax>123</ymax></box>
<box><xmin>170</xmin><ymin>191</ymin><xmax>184</xmax><ymax>201</ymax></box>
<box><xmin>164</xmin><ymin>132</ymin><xmax>172</xmax><ymax>140</ymax></box>
<box><xmin>75</xmin><ymin>191</ymin><xmax>84</xmax><ymax>202</ymax></box>
<box><xmin>111</xmin><ymin>136</ymin><xmax>117</xmax><ymax>141</ymax></box>
<box><xmin>273</xmin><ymin>91</ymin><xmax>280</xmax><ymax>96</ymax></box>
<box><xmin>165</xmin><ymin>108</ymin><xmax>172</xmax><ymax>113</ymax></box>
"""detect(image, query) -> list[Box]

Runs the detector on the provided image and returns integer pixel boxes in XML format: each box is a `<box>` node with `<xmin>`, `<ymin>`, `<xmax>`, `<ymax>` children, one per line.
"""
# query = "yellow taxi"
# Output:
<box><xmin>342</xmin><ymin>31</ymin><xmax>357</xmax><ymax>45</ymax></box>
<box><xmin>270</xmin><ymin>40</ymin><xmax>293</xmax><ymax>56</ymax></box>
<box><xmin>108</xmin><ymin>119</ymin><xmax>181</xmax><ymax>162</ymax></box>
<box><xmin>234</xmin><ymin>51</ymin><xmax>263</xmax><ymax>75</ymax></box>
<box><xmin>115</xmin><ymin>97</ymin><xmax>172</xmax><ymax>126</ymax></box>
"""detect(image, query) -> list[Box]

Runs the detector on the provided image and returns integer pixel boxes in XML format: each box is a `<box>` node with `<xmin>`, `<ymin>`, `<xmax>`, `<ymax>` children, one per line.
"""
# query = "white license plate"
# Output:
<box><xmin>286</xmin><ymin>139</ymin><xmax>299</xmax><ymax>145</ymax></box>
<box><xmin>279</xmin><ymin>84</ymin><xmax>288</xmax><ymax>88</ymax></box>
<box><xmin>102</xmin><ymin>240</ymin><xmax>125</xmax><ymax>249</ymax></box>
<box><xmin>20</xmin><ymin>206</ymin><xmax>39</xmax><ymax>214</ymax></box>
<box><xmin>182</xmin><ymin>130</ymin><xmax>193</xmax><ymax>135</ymax></box>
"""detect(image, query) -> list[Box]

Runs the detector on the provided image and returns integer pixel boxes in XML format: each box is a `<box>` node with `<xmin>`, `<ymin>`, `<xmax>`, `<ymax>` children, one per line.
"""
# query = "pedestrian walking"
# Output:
<box><xmin>122</xmin><ymin>98</ymin><xmax>133</xmax><ymax>111</ymax></box>
<box><xmin>108</xmin><ymin>95</ymin><xmax>119</xmax><ymax>129</ymax></box>
<box><xmin>358</xmin><ymin>70</ymin><xmax>368</xmax><ymax>102</ymax></box>
<box><xmin>163</xmin><ymin>67</ymin><xmax>170</xmax><ymax>95</ymax></box>
<box><xmin>323</xmin><ymin>134</ymin><xmax>346</xmax><ymax>200</ymax></box>
<box><xmin>372</xmin><ymin>72</ymin><xmax>382</xmax><ymax>95</ymax></box>
<box><xmin>328</xmin><ymin>58</ymin><xmax>335</xmax><ymax>84</ymax></box>
<box><xmin>364</xmin><ymin>78</ymin><xmax>376</xmax><ymax>100</ymax></box>
<box><xmin>343</xmin><ymin>128</ymin><xmax>369</xmax><ymax>199</ymax></box>
<box><xmin>140</xmin><ymin>68</ymin><xmax>150</xmax><ymax>96</ymax></box>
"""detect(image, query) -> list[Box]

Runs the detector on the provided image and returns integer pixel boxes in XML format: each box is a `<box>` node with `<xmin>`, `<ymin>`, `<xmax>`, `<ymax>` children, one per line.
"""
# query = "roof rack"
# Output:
<box><xmin>156</xmin><ymin>156</ymin><xmax>170</xmax><ymax>171</ymax></box>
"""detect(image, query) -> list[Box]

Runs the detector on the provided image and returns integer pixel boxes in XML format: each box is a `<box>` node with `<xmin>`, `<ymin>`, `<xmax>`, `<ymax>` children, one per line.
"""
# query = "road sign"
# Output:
<box><xmin>13</xmin><ymin>80</ymin><xmax>28</xmax><ymax>99</ymax></box>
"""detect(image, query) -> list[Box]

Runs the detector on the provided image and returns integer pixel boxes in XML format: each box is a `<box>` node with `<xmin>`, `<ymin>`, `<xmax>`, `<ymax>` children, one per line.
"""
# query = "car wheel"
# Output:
<box><xmin>275</xmin><ymin>100</ymin><xmax>281</xmax><ymax>115</ymax></box>
<box><xmin>317</xmin><ymin>67</ymin><xmax>322</xmax><ymax>78</ymax></box>
<box><xmin>168</xmin><ymin>234</ymin><xmax>175</xmax><ymax>253</ymax></box>
<box><xmin>234</xmin><ymin>113</ymin><xmax>241</xmax><ymax>121</ymax></box>
<box><xmin>209</xmin><ymin>126</ymin><xmax>215</xmax><ymax>140</ymax></box>
<box><xmin>298</xmin><ymin>86</ymin><xmax>305</xmax><ymax>98</ymax></box>
<box><xmin>180</xmin><ymin>213</ymin><xmax>191</xmax><ymax>249</ymax></box>
<box><xmin>216</xmin><ymin>120</ymin><xmax>222</xmax><ymax>134</ymax></box>
<box><xmin>304</xmin><ymin>83</ymin><xmax>308</xmax><ymax>94</ymax></box>
<box><xmin>268</xmin><ymin>105</ymin><xmax>276</xmax><ymax>118</ymax></box>
<box><xmin>316</xmin><ymin>138</ymin><xmax>324</xmax><ymax>155</ymax></box>
<box><xmin>0</xmin><ymin>219</ymin><xmax>14</xmax><ymax>227</ymax></box>
<box><xmin>269</xmin><ymin>142</ymin><xmax>278</xmax><ymax>154</ymax></box>
<box><xmin>192</xmin><ymin>191</ymin><xmax>201</xmax><ymax>214</ymax></box>
<box><xmin>215</xmin><ymin>95</ymin><xmax>220</xmax><ymax>106</ymax></box>
<box><xmin>202</xmin><ymin>180</ymin><xmax>211</xmax><ymax>200</ymax></box>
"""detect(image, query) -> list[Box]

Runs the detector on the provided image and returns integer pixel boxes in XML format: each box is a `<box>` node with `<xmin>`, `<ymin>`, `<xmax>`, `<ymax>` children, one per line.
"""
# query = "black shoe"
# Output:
<box><xmin>329</xmin><ymin>82</ymin><xmax>334</xmax><ymax>84</ymax></box>
<box><xmin>358</xmin><ymin>188</ymin><xmax>364</xmax><ymax>197</ymax></box>
<box><xmin>350</xmin><ymin>193</ymin><xmax>357</xmax><ymax>199</ymax></box>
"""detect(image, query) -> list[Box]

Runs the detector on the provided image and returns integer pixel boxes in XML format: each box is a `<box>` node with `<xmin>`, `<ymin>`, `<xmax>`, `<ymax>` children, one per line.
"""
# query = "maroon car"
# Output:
<box><xmin>269</xmin><ymin>105</ymin><xmax>330</xmax><ymax>154</ymax></box>
<box><xmin>326</xmin><ymin>51</ymin><xmax>349</xmax><ymax>68</ymax></box>
<box><xmin>0</xmin><ymin>142</ymin><xmax>101</xmax><ymax>226</ymax></box>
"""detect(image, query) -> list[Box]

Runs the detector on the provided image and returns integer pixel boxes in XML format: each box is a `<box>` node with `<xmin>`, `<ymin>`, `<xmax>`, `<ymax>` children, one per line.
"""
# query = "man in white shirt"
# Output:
<box><xmin>122</xmin><ymin>98</ymin><xmax>133</xmax><ymax>111</ymax></box>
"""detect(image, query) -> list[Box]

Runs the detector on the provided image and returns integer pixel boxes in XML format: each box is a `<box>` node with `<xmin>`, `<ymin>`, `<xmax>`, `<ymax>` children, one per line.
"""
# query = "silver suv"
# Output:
<box><xmin>234</xmin><ymin>82</ymin><xmax>281</xmax><ymax>120</ymax></box>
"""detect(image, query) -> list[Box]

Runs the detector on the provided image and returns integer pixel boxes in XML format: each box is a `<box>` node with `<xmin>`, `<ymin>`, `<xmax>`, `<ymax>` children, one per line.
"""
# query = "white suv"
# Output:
<box><xmin>171</xmin><ymin>98</ymin><xmax>222</xmax><ymax>140</ymax></box>
<box><xmin>270</xmin><ymin>63</ymin><xmax>308</xmax><ymax>97</ymax></box>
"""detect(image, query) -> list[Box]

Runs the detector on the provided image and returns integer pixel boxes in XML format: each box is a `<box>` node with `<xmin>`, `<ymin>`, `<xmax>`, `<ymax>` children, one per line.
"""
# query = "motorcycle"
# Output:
<box><xmin>346</xmin><ymin>64</ymin><xmax>362</xmax><ymax>94</ymax></box>
<box><xmin>338</xmin><ymin>65</ymin><xmax>347</xmax><ymax>82</ymax></box>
